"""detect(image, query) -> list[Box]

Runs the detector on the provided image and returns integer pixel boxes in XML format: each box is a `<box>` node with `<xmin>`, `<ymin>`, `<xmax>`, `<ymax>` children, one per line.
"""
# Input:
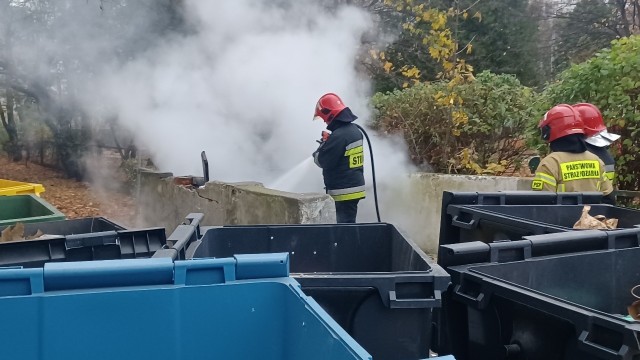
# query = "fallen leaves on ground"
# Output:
<box><xmin>0</xmin><ymin>156</ymin><xmax>137</xmax><ymax>227</ymax></box>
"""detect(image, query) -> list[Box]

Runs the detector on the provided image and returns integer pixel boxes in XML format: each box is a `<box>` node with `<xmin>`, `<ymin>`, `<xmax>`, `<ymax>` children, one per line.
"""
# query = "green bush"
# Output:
<box><xmin>371</xmin><ymin>71</ymin><xmax>541</xmax><ymax>174</ymax></box>
<box><xmin>543</xmin><ymin>35</ymin><xmax>640</xmax><ymax>190</ymax></box>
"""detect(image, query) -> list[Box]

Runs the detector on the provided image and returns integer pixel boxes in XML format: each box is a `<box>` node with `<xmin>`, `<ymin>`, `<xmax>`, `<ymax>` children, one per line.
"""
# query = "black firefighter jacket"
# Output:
<box><xmin>312</xmin><ymin>111</ymin><xmax>365</xmax><ymax>202</ymax></box>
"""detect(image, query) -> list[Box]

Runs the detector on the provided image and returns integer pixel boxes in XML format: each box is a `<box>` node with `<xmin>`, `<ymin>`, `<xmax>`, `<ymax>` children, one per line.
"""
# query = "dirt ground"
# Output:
<box><xmin>0</xmin><ymin>155</ymin><xmax>137</xmax><ymax>227</ymax></box>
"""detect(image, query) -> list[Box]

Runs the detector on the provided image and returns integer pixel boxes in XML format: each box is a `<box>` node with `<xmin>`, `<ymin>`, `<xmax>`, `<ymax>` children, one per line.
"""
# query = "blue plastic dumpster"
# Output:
<box><xmin>0</xmin><ymin>253</ymin><xmax>372</xmax><ymax>360</ymax></box>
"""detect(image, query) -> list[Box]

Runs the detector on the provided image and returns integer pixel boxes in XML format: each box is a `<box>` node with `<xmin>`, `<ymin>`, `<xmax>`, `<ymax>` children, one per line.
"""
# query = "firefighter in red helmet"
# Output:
<box><xmin>573</xmin><ymin>103</ymin><xmax>620</xmax><ymax>182</ymax></box>
<box><xmin>312</xmin><ymin>93</ymin><xmax>365</xmax><ymax>223</ymax></box>
<box><xmin>532</xmin><ymin>104</ymin><xmax>615</xmax><ymax>204</ymax></box>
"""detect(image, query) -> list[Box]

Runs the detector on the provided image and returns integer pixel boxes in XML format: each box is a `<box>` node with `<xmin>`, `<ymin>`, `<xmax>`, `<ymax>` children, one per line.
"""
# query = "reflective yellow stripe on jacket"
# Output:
<box><xmin>604</xmin><ymin>164</ymin><xmax>615</xmax><ymax>181</ymax></box>
<box><xmin>327</xmin><ymin>185</ymin><xmax>366</xmax><ymax>202</ymax></box>
<box><xmin>533</xmin><ymin>160</ymin><xmax>604</xmax><ymax>192</ymax></box>
<box><xmin>531</xmin><ymin>172</ymin><xmax>556</xmax><ymax>191</ymax></box>
<box><xmin>344</xmin><ymin>140</ymin><xmax>364</xmax><ymax>169</ymax></box>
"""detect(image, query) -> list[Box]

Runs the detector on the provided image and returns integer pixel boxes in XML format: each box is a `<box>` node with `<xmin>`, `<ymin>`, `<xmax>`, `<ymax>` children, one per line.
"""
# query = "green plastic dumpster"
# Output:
<box><xmin>0</xmin><ymin>195</ymin><xmax>65</xmax><ymax>226</ymax></box>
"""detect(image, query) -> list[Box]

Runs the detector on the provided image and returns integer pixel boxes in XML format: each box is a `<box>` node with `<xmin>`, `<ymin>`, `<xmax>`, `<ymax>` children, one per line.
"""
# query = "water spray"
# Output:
<box><xmin>354</xmin><ymin>124</ymin><xmax>381</xmax><ymax>223</ymax></box>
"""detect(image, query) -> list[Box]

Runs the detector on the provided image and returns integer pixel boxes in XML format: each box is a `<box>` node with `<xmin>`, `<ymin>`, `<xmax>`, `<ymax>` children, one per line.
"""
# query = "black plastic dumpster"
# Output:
<box><xmin>0</xmin><ymin>227</ymin><xmax>166</xmax><ymax>268</ymax></box>
<box><xmin>186</xmin><ymin>223</ymin><xmax>451</xmax><ymax>360</ymax></box>
<box><xmin>0</xmin><ymin>214</ymin><xmax>204</xmax><ymax>268</ymax></box>
<box><xmin>437</xmin><ymin>229</ymin><xmax>640</xmax><ymax>360</ymax></box>
<box><xmin>439</xmin><ymin>191</ymin><xmax>608</xmax><ymax>246</ymax></box>
<box><xmin>438</xmin><ymin>227</ymin><xmax>640</xmax><ymax>267</ymax></box>
<box><xmin>444</xmin><ymin>203</ymin><xmax>640</xmax><ymax>244</ymax></box>
<box><xmin>0</xmin><ymin>217</ymin><xmax>125</xmax><ymax>236</ymax></box>
<box><xmin>466</xmin><ymin>204</ymin><xmax>640</xmax><ymax>229</ymax></box>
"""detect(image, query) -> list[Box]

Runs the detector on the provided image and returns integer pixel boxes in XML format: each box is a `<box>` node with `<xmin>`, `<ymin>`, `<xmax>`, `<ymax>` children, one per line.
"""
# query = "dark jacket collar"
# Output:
<box><xmin>550</xmin><ymin>134</ymin><xmax>588</xmax><ymax>153</ymax></box>
<box><xmin>327</xmin><ymin>107</ymin><xmax>358</xmax><ymax>131</ymax></box>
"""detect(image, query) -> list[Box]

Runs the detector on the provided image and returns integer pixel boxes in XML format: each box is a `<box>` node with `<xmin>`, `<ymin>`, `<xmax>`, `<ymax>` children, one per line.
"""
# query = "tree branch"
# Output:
<box><xmin>456</xmin><ymin>34</ymin><xmax>477</xmax><ymax>55</ymax></box>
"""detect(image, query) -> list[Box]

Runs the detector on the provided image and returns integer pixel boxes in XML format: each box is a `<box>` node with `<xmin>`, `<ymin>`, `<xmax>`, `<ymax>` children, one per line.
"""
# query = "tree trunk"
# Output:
<box><xmin>616</xmin><ymin>0</ymin><xmax>632</xmax><ymax>37</ymax></box>
<box><xmin>108</xmin><ymin>120</ymin><xmax>127</xmax><ymax>160</ymax></box>
<box><xmin>630</xmin><ymin>0</ymin><xmax>640</xmax><ymax>34</ymax></box>
<box><xmin>1</xmin><ymin>88</ymin><xmax>22</xmax><ymax>161</ymax></box>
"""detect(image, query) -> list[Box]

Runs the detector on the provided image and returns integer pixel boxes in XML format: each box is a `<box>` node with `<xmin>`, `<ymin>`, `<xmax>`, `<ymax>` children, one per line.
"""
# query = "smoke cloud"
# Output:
<box><xmin>3</xmin><ymin>0</ymin><xmax>418</xmax><ymax>224</ymax></box>
<box><xmin>85</xmin><ymin>1</ymin><xmax>375</xmax><ymax>181</ymax></box>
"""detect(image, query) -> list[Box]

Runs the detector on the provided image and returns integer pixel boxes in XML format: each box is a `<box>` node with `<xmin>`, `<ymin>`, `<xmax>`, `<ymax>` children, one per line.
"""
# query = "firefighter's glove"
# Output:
<box><xmin>316</xmin><ymin>130</ymin><xmax>331</xmax><ymax>144</ymax></box>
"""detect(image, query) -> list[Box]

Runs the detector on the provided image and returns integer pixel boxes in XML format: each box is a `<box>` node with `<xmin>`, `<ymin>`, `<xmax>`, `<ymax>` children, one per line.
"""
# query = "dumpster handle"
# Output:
<box><xmin>578</xmin><ymin>330</ymin><xmax>630</xmax><ymax>358</ymax></box>
<box><xmin>453</xmin><ymin>284</ymin><xmax>484</xmax><ymax>306</ymax></box>
<box><xmin>389</xmin><ymin>289</ymin><xmax>441</xmax><ymax>309</ymax></box>
<box><xmin>184</xmin><ymin>213</ymin><xmax>204</xmax><ymax>239</ymax></box>
<box><xmin>64</xmin><ymin>231</ymin><xmax>119</xmax><ymax>250</ymax></box>
<box><xmin>184</xmin><ymin>213</ymin><xmax>204</xmax><ymax>227</ymax></box>
<box><xmin>451</xmin><ymin>215</ymin><xmax>476</xmax><ymax>229</ymax></box>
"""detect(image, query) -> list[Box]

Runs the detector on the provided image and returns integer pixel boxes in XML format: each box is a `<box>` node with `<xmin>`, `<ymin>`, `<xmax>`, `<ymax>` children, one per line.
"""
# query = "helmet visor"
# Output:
<box><xmin>600</xmin><ymin>129</ymin><xmax>621</xmax><ymax>142</ymax></box>
<box><xmin>586</xmin><ymin>130</ymin><xmax>621</xmax><ymax>147</ymax></box>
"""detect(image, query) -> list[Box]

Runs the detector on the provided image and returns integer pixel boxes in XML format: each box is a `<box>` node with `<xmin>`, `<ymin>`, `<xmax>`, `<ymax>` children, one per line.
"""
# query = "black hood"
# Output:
<box><xmin>327</xmin><ymin>107</ymin><xmax>358</xmax><ymax>131</ymax></box>
<box><xmin>550</xmin><ymin>134</ymin><xmax>588</xmax><ymax>153</ymax></box>
<box><xmin>586</xmin><ymin>143</ymin><xmax>615</xmax><ymax>166</ymax></box>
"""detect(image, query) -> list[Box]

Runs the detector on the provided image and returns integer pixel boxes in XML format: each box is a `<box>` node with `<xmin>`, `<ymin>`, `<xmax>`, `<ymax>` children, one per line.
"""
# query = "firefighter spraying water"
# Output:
<box><xmin>312</xmin><ymin>93</ymin><xmax>380</xmax><ymax>223</ymax></box>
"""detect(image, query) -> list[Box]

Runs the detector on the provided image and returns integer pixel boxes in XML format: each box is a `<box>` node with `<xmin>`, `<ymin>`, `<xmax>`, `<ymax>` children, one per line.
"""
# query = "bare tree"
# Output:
<box><xmin>0</xmin><ymin>0</ymin><xmax>185</xmax><ymax>178</ymax></box>
<box><xmin>533</xmin><ymin>0</ymin><xmax>639</xmax><ymax>76</ymax></box>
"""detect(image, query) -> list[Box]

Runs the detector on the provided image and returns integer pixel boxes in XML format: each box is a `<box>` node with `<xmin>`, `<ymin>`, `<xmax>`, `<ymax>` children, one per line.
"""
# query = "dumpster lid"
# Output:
<box><xmin>0</xmin><ymin>253</ymin><xmax>290</xmax><ymax>296</ymax></box>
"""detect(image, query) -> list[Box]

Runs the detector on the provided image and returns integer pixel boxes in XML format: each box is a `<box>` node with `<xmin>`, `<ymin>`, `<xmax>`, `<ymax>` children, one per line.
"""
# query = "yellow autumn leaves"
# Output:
<box><xmin>373</xmin><ymin>0</ymin><xmax>475</xmax><ymax>84</ymax></box>
<box><xmin>457</xmin><ymin>148</ymin><xmax>509</xmax><ymax>175</ymax></box>
<box><xmin>374</xmin><ymin>0</ymin><xmax>504</xmax><ymax>175</ymax></box>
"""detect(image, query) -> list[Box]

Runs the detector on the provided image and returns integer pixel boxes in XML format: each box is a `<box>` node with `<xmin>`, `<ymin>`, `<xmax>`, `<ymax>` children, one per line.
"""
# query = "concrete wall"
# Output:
<box><xmin>137</xmin><ymin>171</ymin><xmax>335</xmax><ymax>231</ymax></box>
<box><xmin>137</xmin><ymin>170</ymin><xmax>531</xmax><ymax>256</ymax></box>
<box><xmin>372</xmin><ymin>173</ymin><xmax>532</xmax><ymax>255</ymax></box>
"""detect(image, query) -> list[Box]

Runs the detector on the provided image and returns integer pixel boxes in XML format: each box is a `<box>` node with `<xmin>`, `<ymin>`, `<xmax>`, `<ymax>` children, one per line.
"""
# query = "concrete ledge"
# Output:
<box><xmin>138</xmin><ymin>170</ymin><xmax>533</xmax><ymax>256</ymax></box>
<box><xmin>374</xmin><ymin>173</ymin><xmax>532</xmax><ymax>254</ymax></box>
<box><xmin>137</xmin><ymin>171</ymin><xmax>336</xmax><ymax>230</ymax></box>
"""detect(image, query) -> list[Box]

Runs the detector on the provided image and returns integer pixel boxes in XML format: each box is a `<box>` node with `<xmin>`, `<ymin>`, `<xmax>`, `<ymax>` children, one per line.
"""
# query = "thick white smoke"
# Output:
<box><xmin>86</xmin><ymin>0</ymin><xmax>418</xmax><ymax>223</ymax></box>
<box><xmin>86</xmin><ymin>1</ymin><xmax>375</xmax><ymax>181</ymax></box>
<box><xmin>4</xmin><ymin>0</ymin><xmax>418</xmax><ymax>224</ymax></box>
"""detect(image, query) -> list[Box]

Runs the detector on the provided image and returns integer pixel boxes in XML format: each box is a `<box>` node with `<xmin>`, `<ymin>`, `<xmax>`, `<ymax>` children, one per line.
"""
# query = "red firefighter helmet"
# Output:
<box><xmin>314</xmin><ymin>93</ymin><xmax>347</xmax><ymax>124</ymax></box>
<box><xmin>538</xmin><ymin>104</ymin><xmax>584</xmax><ymax>142</ymax></box>
<box><xmin>573</xmin><ymin>103</ymin><xmax>605</xmax><ymax>137</ymax></box>
<box><xmin>573</xmin><ymin>102</ymin><xmax>620</xmax><ymax>147</ymax></box>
